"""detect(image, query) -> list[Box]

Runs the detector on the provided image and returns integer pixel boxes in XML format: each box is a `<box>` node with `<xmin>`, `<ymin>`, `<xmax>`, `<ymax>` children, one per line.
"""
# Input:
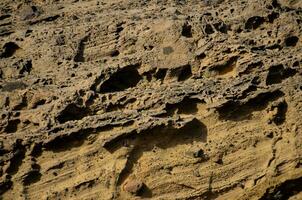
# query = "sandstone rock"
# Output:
<box><xmin>123</xmin><ymin>179</ymin><xmax>144</xmax><ymax>195</ymax></box>
<box><xmin>0</xmin><ymin>0</ymin><xmax>301</xmax><ymax>199</ymax></box>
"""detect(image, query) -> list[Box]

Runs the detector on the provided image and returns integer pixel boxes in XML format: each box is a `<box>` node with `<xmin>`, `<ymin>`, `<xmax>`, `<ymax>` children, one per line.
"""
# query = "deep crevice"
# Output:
<box><xmin>260</xmin><ymin>176</ymin><xmax>302</xmax><ymax>200</ymax></box>
<box><xmin>165</xmin><ymin>97</ymin><xmax>203</xmax><ymax>116</ymax></box>
<box><xmin>266</xmin><ymin>65</ymin><xmax>297</xmax><ymax>85</ymax></box>
<box><xmin>74</xmin><ymin>35</ymin><xmax>90</xmax><ymax>62</ymax></box>
<box><xmin>0</xmin><ymin>14</ymin><xmax>11</xmax><ymax>21</ymax></box>
<box><xmin>178</xmin><ymin>65</ymin><xmax>192</xmax><ymax>81</ymax></box>
<box><xmin>217</xmin><ymin>90</ymin><xmax>285</xmax><ymax>121</ymax></box>
<box><xmin>57</xmin><ymin>103</ymin><xmax>91</xmax><ymax>123</ymax></box>
<box><xmin>6</xmin><ymin>141</ymin><xmax>26</xmax><ymax>175</ymax></box>
<box><xmin>45</xmin><ymin>125</ymin><xmax>115</xmax><ymax>153</ymax></box>
<box><xmin>273</xmin><ymin>101</ymin><xmax>287</xmax><ymax>125</ymax></box>
<box><xmin>97</xmin><ymin>65</ymin><xmax>142</xmax><ymax>93</ymax></box>
<box><xmin>154</xmin><ymin>68</ymin><xmax>168</xmax><ymax>80</ymax></box>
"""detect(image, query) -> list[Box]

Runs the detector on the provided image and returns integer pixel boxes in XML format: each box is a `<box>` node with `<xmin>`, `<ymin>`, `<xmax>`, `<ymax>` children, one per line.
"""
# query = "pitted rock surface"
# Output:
<box><xmin>0</xmin><ymin>0</ymin><xmax>302</xmax><ymax>199</ymax></box>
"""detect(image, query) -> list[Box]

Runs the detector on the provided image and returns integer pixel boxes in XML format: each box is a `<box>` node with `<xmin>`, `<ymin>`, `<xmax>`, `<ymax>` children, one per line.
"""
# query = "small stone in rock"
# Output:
<box><xmin>123</xmin><ymin>179</ymin><xmax>144</xmax><ymax>195</ymax></box>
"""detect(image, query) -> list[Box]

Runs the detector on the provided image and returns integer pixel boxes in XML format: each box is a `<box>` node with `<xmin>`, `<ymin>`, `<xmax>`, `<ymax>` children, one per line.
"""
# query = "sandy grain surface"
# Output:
<box><xmin>0</xmin><ymin>0</ymin><xmax>302</xmax><ymax>199</ymax></box>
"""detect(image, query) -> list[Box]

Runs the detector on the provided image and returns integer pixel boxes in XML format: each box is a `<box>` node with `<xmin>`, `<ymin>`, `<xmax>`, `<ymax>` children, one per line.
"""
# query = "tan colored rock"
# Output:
<box><xmin>123</xmin><ymin>179</ymin><xmax>144</xmax><ymax>195</ymax></box>
<box><xmin>0</xmin><ymin>0</ymin><xmax>301</xmax><ymax>199</ymax></box>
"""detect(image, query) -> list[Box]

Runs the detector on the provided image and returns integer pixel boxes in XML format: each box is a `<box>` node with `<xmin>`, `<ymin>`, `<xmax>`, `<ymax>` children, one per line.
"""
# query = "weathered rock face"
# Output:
<box><xmin>0</xmin><ymin>0</ymin><xmax>301</xmax><ymax>199</ymax></box>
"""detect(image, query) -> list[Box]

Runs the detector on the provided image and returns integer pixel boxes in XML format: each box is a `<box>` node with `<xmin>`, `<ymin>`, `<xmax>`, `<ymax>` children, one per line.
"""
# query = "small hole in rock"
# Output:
<box><xmin>292</xmin><ymin>61</ymin><xmax>299</xmax><ymax>67</ymax></box>
<box><xmin>196</xmin><ymin>52</ymin><xmax>206</xmax><ymax>60</ymax></box>
<box><xmin>98</xmin><ymin>65</ymin><xmax>142</xmax><ymax>93</ymax></box>
<box><xmin>245</xmin><ymin>16</ymin><xmax>265</xmax><ymax>30</ymax></box>
<box><xmin>213</xmin><ymin>22</ymin><xmax>228</xmax><ymax>33</ymax></box>
<box><xmin>1</xmin><ymin>42</ymin><xmax>20</xmax><ymax>58</ymax></box>
<box><xmin>272</xmin><ymin>0</ymin><xmax>280</xmax><ymax>8</ymax></box>
<box><xmin>31</xmin><ymin>6</ymin><xmax>38</xmax><ymax>12</ymax></box>
<box><xmin>182</xmin><ymin>23</ymin><xmax>192</xmax><ymax>38</ymax></box>
<box><xmin>110</xmin><ymin>50</ymin><xmax>120</xmax><ymax>57</ymax></box>
<box><xmin>285</xmin><ymin>36</ymin><xmax>299</xmax><ymax>47</ymax></box>
<box><xmin>266</xmin><ymin>64</ymin><xmax>297</xmax><ymax>85</ymax></box>
<box><xmin>154</xmin><ymin>68</ymin><xmax>167</xmax><ymax>80</ymax></box>
<box><xmin>57</xmin><ymin>104</ymin><xmax>90</xmax><ymax>123</ymax></box>
<box><xmin>178</xmin><ymin>65</ymin><xmax>192</xmax><ymax>81</ymax></box>
<box><xmin>268</xmin><ymin>12</ymin><xmax>279</xmax><ymax>23</ymax></box>
<box><xmin>205</xmin><ymin>24</ymin><xmax>214</xmax><ymax>34</ymax></box>
<box><xmin>5</xmin><ymin>119</ymin><xmax>21</xmax><ymax>133</ymax></box>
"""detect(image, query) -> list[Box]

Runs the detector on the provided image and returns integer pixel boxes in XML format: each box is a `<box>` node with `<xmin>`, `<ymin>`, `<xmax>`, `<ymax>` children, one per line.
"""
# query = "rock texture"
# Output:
<box><xmin>0</xmin><ymin>0</ymin><xmax>302</xmax><ymax>199</ymax></box>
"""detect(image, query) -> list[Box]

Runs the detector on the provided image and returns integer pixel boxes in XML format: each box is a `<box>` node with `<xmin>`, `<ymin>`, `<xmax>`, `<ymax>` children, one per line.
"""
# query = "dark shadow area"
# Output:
<box><xmin>29</xmin><ymin>14</ymin><xmax>60</xmax><ymax>25</ymax></box>
<box><xmin>0</xmin><ymin>42</ymin><xmax>20</xmax><ymax>58</ymax></box>
<box><xmin>213</xmin><ymin>21</ymin><xmax>228</xmax><ymax>33</ymax></box>
<box><xmin>110</xmin><ymin>49</ymin><xmax>120</xmax><ymax>57</ymax></box>
<box><xmin>267</xmin><ymin>11</ymin><xmax>279</xmax><ymax>23</ymax></box>
<box><xmin>284</xmin><ymin>36</ymin><xmax>299</xmax><ymax>47</ymax></box>
<box><xmin>5</xmin><ymin>119</ymin><xmax>21</xmax><ymax>133</ymax></box>
<box><xmin>18</xmin><ymin>59</ymin><xmax>32</xmax><ymax>75</ymax></box>
<box><xmin>266</xmin><ymin>64</ymin><xmax>297</xmax><ymax>85</ymax></box>
<box><xmin>97</xmin><ymin>65</ymin><xmax>142</xmax><ymax>93</ymax></box>
<box><xmin>245</xmin><ymin>16</ymin><xmax>265</xmax><ymax>30</ymax></box>
<box><xmin>74</xmin><ymin>179</ymin><xmax>96</xmax><ymax>190</ymax></box>
<box><xmin>44</xmin><ymin>128</ymin><xmax>93</xmax><ymax>153</ymax></box>
<box><xmin>44</xmin><ymin>124</ymin><xmax>121</xmax><ymax>153</ymax></box>
<box><xmin>6</xmin><ymin>140</ymin><xmax>26</xmax><ymax>175</ymax></box>
<box><xmin>163</xmin><ymin>46</ymin><xmax>174</xmax><ymax>55</ymax></box>
<box><xmin>0</xmin><ymin>180</ymin><xmax>12</xmax><ymax>195</ymax></box>
<box><xmin>165</xmin><ymin>97</ymin><xmax>204</xmax><ymax>116</ymax></box>
<box><xmin>182</xmin><ymin>23</ymin><xmax>192</xmax><ymax>38</ymax></box>
<box><xmin>74</xmin><ymin>35</ymin><xmax>90</xmax><ymax>62</ymax></box>
<box><xmin>178</xmin><ymin>65</ymin><xmax>192</xmax><ymax>81</ymax></box>
<box><xmin>272</xmin><ymin>101</ymin><xmax>288</xmax><ymax>125</ymax></box>
<box><xmin>238</xmin><ymin>61</ymin><xmax>263</xmax><ymax>75</ymax></box>
<box><xmin>22</xmin><ymin>165</ymin><xmax>42</xmax><ymax>186</ymax></box>
<box><xmin>154</xmin><ymin>68</ymin><xmax>167</xmax><ymax>80</ymax></box>
<box><xmin>205</xmin><ymin>24</ymin><xmax>214</xmax><ymax>35</ymax></box>
<box><xmin>260</xmin><ymin>176</ymin><xmax>302</xmax><ymax>200</ymax></box>
<box><xmin>168</xmin><ymin>65</ymin><xmax>193</xmax><ymax>81</ymax></box>
<box><xmin>12</xmin><ymin>96</ymin><xmax>28</xmax><ymax>111</ymax></box>
<box><xmin>0</xmin><ymin>14</ymin><xmax>11</xmax><ymax>21</ymax></box>
<box><xmin>56</xmin><ymin>103</ymin><xmax>91</xmax><ymax>123</ymax></box>
<box><xmin>217</xmin><ymin>90</ymin><xmax>285</xmax><ymax>121</ymax></box>
<box><xmin>196</xmin><ymin>52</ymin><xmax>206</xmax><ymax>60</ymax></box>
<box><xmin>140</xmin><ymin>184</ymin><xmax>153</xmax><ymax>198</ymax></box>
<box><xmin>30</xmin><ymin>143</ymin><xmax>43</xmax><ymax>157</ymax></box>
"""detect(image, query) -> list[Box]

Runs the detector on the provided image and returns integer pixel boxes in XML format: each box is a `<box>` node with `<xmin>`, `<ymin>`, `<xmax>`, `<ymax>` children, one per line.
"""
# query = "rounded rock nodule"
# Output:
<box><xmin>123</xmin><ymin>179</ymin><xmax>144</xmax><ymax>195</ymax></box>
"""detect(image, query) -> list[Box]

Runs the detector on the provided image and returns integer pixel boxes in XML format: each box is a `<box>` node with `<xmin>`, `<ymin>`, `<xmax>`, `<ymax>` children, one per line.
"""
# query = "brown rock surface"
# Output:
<box><xmin>123</xmin><ymin>179</ymin><xmax>144</xmax><ymax>195</ymax></box>
<box><xmin>0</xmin><ymin>0</ymin><xmax>301</xmax><ymax>199</ymax></box>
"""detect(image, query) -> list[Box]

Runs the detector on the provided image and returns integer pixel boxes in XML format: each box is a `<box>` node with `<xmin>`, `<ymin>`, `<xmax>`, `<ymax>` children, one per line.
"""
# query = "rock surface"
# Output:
<box><xmin>0</xmin><ymin>0</ymin><xmax>301</xmax><ymax>199</ymax></box>
<box><xmin>123</xmin><ymin>179</ymin><xmax>144</xmax><ymax>195</ymax></box>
